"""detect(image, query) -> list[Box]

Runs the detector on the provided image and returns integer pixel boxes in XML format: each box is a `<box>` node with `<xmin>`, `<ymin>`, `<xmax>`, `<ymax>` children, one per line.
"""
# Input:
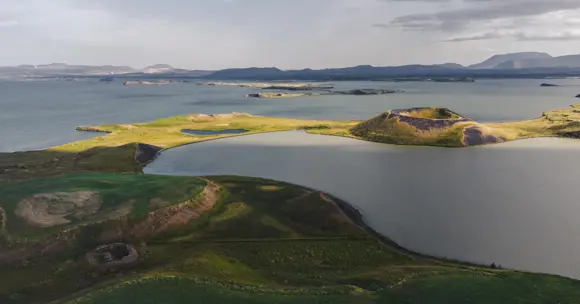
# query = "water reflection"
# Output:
<box><xmin>145</xmin><ymin>131</ymin><xmax>580</xmax><ymax>278</ymax></box>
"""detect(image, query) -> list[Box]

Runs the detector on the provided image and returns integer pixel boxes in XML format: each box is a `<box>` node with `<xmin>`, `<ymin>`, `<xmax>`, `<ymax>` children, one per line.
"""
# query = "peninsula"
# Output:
<box><xmin>2</xmin><ymin>105</ymin><xmax>580</xmax><ymax>303</ymax></box>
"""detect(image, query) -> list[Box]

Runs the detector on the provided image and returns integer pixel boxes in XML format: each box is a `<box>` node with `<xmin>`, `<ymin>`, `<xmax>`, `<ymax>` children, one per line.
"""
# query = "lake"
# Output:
<box><xmin>1</xmin><ymin>78</ymin><xmax>579</xmax><ymax>152</ymax></box>
<box><xmin>4</xmin><ymin>78</ymin><xmax>580</xmax><ymax>278</ymax></box>
<box><xmin>145</xmin><ymin>131</ymin><xmax>580</xmax><ymax>279</ymax></box>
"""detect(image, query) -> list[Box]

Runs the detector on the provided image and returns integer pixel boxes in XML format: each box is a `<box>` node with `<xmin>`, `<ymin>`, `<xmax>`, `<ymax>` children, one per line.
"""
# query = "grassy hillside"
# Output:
<box><xmin>1</xmin><ymin>174</ymin><xmax>579</xmax><ymax>303</ymax></box>
<box><xmin>0</xmin><ymin>173</ymin><xmax>205</xmax><ymax>239</ymax></box>
<box><xmin>340</xmin><ymin>105</ymin><xmax>580</xmax><ymax>147</ymax></box>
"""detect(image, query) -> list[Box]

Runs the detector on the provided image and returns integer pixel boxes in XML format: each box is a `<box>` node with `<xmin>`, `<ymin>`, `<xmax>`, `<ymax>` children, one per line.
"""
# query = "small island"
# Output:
<box><xmin>123</xmin><ymin>80</ymin><xmax>172</xmax><ymax>86</ymax></box>
<box><xmin>197</xmin><ymin>81</ymin><xmax>331</xmax><ymax>89</ymax></box>
<box><xmin>245</xmin><ymin>92</ymin><xmax>320</xmax><ymax>98</ymax></box>
<box><xmin>333</xmin><ymin>89</ymin><xmax>399</xmax><ymax>95</ymax></box>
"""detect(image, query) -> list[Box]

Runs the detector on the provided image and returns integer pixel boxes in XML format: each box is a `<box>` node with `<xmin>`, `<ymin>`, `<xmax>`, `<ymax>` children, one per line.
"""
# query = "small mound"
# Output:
<box><xmin>350</xmin><ymin>107</ymin><xmax>505</xmax><ymax>147</ymax></box>
<box><xmin>15</xmin><ymin>191</ymin><xmax>101</xmax><ymax>227</ymax></box>
<box><xmin>86</xmin><ymin>243</ymin><xmax>138</xmax><ymax>267</ymax></box>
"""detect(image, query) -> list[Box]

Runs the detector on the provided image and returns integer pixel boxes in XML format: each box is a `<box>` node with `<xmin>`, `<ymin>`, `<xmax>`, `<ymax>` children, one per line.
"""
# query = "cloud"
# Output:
<box><xmin>391</xmin><ymin>0</ymin><xmax>580</xmax><ymax>31</ymax></box>
<box><xmin>0</xmin><ymin>20</ymin><xmax>18</xmax><ymax>27</ymax></box>
<box><xmin>445</xmin><ymin>30</ymin><xmax>580</xmax><ymax>42</ymax></box>
<box><xmin>444</xmin><ymin>32</ymin><xmax>502</xmax><ymax>42</ymax></box>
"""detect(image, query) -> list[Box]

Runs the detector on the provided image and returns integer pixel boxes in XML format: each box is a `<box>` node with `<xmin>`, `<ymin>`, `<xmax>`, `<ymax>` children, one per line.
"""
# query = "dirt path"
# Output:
<box><xmin>131</xmin><ymin>179</ymin><xmax>222</xmax><ymax>238</ymax></box>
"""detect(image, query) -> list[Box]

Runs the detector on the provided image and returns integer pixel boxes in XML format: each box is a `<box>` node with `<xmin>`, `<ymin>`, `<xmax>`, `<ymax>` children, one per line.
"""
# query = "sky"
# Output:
<box><xmin>1</xmin><ymin>0</ymin><xmax>580</xmax><ymax>69</ymax></box>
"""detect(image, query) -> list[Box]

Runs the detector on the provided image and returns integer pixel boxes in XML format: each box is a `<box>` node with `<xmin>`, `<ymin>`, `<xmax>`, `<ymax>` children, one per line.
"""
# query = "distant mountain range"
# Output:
<box><xmin>2</xmin><ymin>52</ymin><xmax>580</xmax><ymax>80</ymax></box>
<box><xmin>468</xmin><ymin>52</ymin><xmax>580</xmax><ymax>69</ymax></box>
<box><xmin>0</xmin><ymin>63</ymin><xmax>214</xmax><ymax>79</ymax></box>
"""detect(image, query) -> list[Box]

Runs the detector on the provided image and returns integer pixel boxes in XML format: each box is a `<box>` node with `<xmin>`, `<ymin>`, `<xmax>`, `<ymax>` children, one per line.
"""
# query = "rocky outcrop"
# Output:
<box><xmin>463</xmin><ymin>126</ymin><xmax>506</xmax><ymax>145</ymax></box>
<box><xmin>540</xmin><ymin>83</ymin><xmax>559</xmax><ymax>87</ymax></box>
<box><xmin>575</xmin><ymin>94</ymin><xmax>580</xmax><ymax>98</ymax></box>
<box><xmin>86</xmin><ymin>243</ymin><xmax>138</xmax><ymax>267</ymax></box>
<box><xmin>130</xmin><ymin>179</ymin><xmax>220</xmax><ymax>238</ymax></box>
<box><xmin>389</xmin><ymin>108</ymin><xmax>470</xmax><ymax>130</ymax></box>
<box><xmin>559</xmin><ymin>131</ymin><xmax>580</xmax><ymax>138</ymax></box>
<box><xmin>135</xmin><ymin>143</ymin><xmax>163</xmax><ymax>164</ymax></box>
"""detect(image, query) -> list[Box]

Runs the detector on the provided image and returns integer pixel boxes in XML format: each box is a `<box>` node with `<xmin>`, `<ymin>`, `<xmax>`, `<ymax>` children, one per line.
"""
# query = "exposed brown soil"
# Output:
<box><xmin>130</xmin><ymin>179</ymin><xmax>221</xmax><ymax>238</ymax></box>
<box><xmin>15</xmin><ymin>191</ymin><xmax>101</xmax><ymax>227</ymax></box>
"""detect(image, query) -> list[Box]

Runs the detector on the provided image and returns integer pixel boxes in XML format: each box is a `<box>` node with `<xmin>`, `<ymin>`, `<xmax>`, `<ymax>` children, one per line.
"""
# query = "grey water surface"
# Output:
<box><xmin>1</xmin><ymin>78</ymin><xmax>579</xmax><ymax>151</ymax></box>
<box><xmin>5</xmin><ymin>78</ymin><xmax>580</xmax><ymax>279</ymax></box>
<box><xmin>145</xmin><ymin>131</ymin><xmax>580</xmax><ymax>279</ymax></box>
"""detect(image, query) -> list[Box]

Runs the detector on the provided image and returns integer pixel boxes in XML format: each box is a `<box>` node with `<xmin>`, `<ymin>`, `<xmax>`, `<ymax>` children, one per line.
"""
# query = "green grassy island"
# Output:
<box><xmin>1</xmin><ymin>105</ymin><xmax>580</xmax><ymax>303</ymax></box>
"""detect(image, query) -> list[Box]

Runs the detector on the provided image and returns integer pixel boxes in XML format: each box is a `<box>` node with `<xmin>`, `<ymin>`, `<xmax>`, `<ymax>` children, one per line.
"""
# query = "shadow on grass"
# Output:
<box><xmin>0</xmin><ymin>143</ymin><xmax>163</xmax><ymax>182</ymax></box>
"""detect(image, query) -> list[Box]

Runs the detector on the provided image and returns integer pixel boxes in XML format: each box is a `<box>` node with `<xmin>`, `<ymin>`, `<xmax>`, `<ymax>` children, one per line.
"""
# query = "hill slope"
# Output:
<box><xmin>2</xmin><ymin>174</ymin><xmax>580</xmax><ymax>304</ymax></box>
<box><xmin>349</xmin><ymin>107</ymin><xmax>508</xmax><ymax>147</ymax></box>
<box><xmin>469</xmin><ymin>52</ymin><xmax>552</xmax><ymax>69</ymax></box>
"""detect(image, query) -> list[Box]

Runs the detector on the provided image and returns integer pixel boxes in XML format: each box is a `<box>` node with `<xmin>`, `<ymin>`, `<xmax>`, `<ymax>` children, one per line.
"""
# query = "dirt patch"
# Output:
<box><xmin>131</xmin><ymin>180</ymin><xmax>221</xmax><ymax>238</ymax></box>
<box><xmin>14</xmin><ymin>191</ymin><xmax>101</xmax><ymax>227</ymax></box>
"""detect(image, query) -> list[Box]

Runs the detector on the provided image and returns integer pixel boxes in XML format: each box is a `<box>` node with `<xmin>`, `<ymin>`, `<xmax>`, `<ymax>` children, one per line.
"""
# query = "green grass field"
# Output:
<box><xmin>0</xmin><ymin>173</ymin><xmax>205</xmax><ymax>239</ymax></box>
<box><xmin>1</xmin><ymin>174</ymin><xmax>579</xmax><ymax>303</ymax></box>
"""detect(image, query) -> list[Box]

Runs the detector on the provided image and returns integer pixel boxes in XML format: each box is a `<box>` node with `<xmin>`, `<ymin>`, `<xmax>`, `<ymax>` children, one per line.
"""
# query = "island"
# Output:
<box><xmin>197</xmin><ymin>82</ymin><xmax>332</xmax><ymax>89</ymax></box>
<box><xmin>2</xmin><ymin>106</ymin><xmax>580</xmax><ymax>303</ymax></box>
<box><xmin>245</xmin><ymin>92</ymin><xmax>320</xmax><ymax>98</ymax></box>
<box><xmin>123</xmin><ymin>80</ymin><xmax>172</xmax><ymax>86</ymax></box>
<box><xmin>333</xmin><ymin>89</ymin><xmax>399</xmax><ymax>95</ymax></box>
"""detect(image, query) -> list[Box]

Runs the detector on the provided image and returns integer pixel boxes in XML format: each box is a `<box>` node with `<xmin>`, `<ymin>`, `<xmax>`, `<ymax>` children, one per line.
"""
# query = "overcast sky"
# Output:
<box><xmin>1</xmin><ymin>0</ymin><xmax>579</xmax><ymax>69</ymax></box>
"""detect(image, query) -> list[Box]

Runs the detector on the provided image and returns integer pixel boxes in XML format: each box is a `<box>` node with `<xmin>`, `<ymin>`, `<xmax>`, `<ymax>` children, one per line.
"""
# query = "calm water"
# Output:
<box><xmin>1</xmin><ymin>78</ymin><xmax>579</xmax><ymax>152</ymax></box>
<box><xmin>145</xmin><ymin>132</ymin><xmax>580</xmax><ymax>278</ymax></box>
<box><xmin>4</xmin><ymin>78</ymin><xmax>580</xmax><ymax>278</ymax></box>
